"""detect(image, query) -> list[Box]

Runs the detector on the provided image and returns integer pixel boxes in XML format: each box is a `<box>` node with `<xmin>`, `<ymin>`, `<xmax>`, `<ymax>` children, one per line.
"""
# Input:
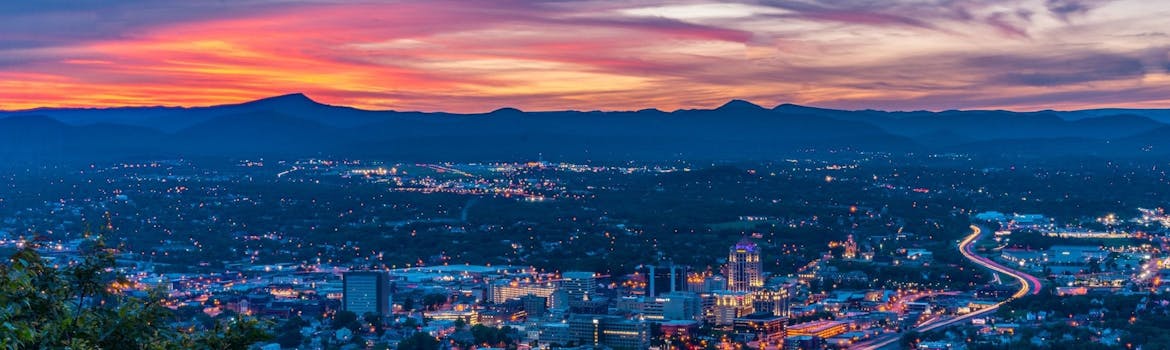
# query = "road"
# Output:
<box><xmin>887</xmin><ymin>291</ymin><xmax>959</xmax><ymax>314</ymax></box>
<box><xmin>957</xmin><ymin>225</ymin><xmax>1042</xmax><ymax>299</ymax></box>
<box><xmin>853</xmin><ymin>225</ymin><xmax>1042</xmax><ymax>349</ymax></box>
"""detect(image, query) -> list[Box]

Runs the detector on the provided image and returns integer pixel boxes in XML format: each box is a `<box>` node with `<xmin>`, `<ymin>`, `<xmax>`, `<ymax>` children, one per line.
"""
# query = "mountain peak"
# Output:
<box><xmin>243</xmin><ymin>93</ymin><xmax>322</xmax><ymax>107</ymax></box>
<box><xmin>772</xmin><ymin>103</ymin><xmax>829</xmax><ymax>111</ymax></box>
<box><xmin>716</xmin><ymin>99</ymin><xmax>765</xmax><ymax>111</ymax></box>
<box><xmin>489</xmin><ymin>107</ymin><xmax>524</xmax><ymax>115</ymax></box>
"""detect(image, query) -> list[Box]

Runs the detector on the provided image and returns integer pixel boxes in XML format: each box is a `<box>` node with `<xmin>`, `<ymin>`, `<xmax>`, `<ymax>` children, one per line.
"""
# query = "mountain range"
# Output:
<box><xmin>2</xmin><ymin>93</ymin><xmax>1169</xmax><ymax>162</ymax></box>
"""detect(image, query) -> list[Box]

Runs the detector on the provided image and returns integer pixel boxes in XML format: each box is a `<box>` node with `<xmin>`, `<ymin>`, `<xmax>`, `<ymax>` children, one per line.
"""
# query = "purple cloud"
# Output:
<box><xmin>970</xmin><ymin>51</ymin><xmax>1148</xmax><ymax>86</ymax></box>
<box><xmin>1046</xmin><ymin>0</ymin><xmax>1115</xmax><ymax>20</ymax></box>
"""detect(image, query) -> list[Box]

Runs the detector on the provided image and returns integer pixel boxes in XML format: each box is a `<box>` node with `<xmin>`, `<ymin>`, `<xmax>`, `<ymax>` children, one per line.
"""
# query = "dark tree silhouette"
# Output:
<box><xmin>0</xmin><ymin>238</ymin><xmax>271</xmax><ymax>349</ymax></box>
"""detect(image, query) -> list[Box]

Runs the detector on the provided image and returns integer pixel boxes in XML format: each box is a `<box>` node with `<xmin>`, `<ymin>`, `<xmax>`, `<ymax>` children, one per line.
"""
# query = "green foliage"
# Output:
<box><xmin>823</xmin><ymin>259</ymin><xmax>984</xmax><ymax>290</ymax></box>
<box><xmin>469</xmin><ymin>324</ymin><xmax>517</xmax><ymax>347</ymax></box>
<box><xmin>190</xmin><ymin>317</ymin><xmax>272</xmax><ymax>350</ymax></box>
<box><xmin>332</xmin><ymin>310</ymin><xmax>361</xmax><ymax>331</ymax></box>
<box><xmin>0</xmin><ymin>239</ymin><xmax>271</xmax><ymax>350</ymax></box>
<box><xmin>398</xmin><ymin>331</ymin><xmax>440</xmax><ymax>350</ymax></box>
<box><xmin>996</xmin><ymin>293</ymin><xmax>1170</xmax><ymax>348</ymax></box>
<box><xmin>363</xmin><ymin>312</ymin><xmax>386</xmax><ymax>336</ymax></box>
<box><xmin>1004</xmin><ymin>230</ymin><xmax>1137</xmax><ymax>251</ymax></box>
<box><xmin>275</xmin><ymin>316</ymin><xmax>308</xmax><ymax>348</ymax></box>
<box><xmin>400</xmin><ymin>316</ymin><xmax>421</xmax><ymax>329</ymax></box>
<box><xmin>899</xmin><ymin>330</ymin><xmax>920</xmax><ymax>348</ymax></box>
<box><xmin>422</xmin><ymin>293</ymin><xmax>447</xmax><ymax>311</ymax></box>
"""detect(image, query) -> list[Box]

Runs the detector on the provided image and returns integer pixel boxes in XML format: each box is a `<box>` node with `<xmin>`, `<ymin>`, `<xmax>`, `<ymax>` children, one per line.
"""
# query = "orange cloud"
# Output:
<box><xmin>0</xmin><ymin>0</ymin><xmax>1166</xmax><ymax>112</ymax></box>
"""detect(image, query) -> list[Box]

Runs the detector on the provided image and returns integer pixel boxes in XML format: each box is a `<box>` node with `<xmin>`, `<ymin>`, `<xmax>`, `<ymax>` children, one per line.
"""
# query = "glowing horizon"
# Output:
<box><xmin>2</xmin><ymin>0</ymin><xmax>1169</xmax><ymax>113</ymax></box>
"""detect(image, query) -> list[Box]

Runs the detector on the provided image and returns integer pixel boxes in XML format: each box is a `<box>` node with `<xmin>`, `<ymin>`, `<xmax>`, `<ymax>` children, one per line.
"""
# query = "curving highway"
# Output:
<box><xmin>855</xmin><ymin>225</ymin><xmax>1042</xmax><ymax>349</ymax></box>
<box><xmin>959</xmin><ymin>225</ymin><xmax>1042</xmax><ymax>298</ymax></box>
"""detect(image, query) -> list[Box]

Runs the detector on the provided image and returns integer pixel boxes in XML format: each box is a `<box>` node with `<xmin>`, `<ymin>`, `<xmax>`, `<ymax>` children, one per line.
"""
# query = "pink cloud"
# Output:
<box><xmin>0</xmin><ymin>0</ymin><xmax>1164</xmax><ymax>112</ymax></box>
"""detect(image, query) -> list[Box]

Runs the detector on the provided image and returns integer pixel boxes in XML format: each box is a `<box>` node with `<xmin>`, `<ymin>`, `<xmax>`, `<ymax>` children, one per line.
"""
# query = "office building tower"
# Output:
<box><xmin>343</xmin><ymin>271</ymin><xmax>390</xmax><ymax>316</ymax></box>
<box><xmin>661</xmin><ymin>291</ymin><xmax>703</xmax><ymax>321</ymax></box>
<box><xmin>751</xmin><ymin>288</ymin><xmax>791</xmax><ymax>317</ymax></box>
<box><xmin>488</xmin><ymin>280</ymin><xmax>557</xmax><ymax>305</ymax></box>
<box><xmin>560</xmin><ymin>271</ymin><xmax>596</xmax><ymax>302</ymax></box>
<box><xmin>727</xmin><ymin>238</ymin><xmax>763</xmax><ymax>292</ymax></box>
<box><xmin>568</xmin><ymin>314</ymin><xmax>650</xmax><ymax>349</ymax></box>
<box><xmin>521</xmin><ymin>294</ymin><xmax>548</xmax><ymax>318</ymax></box>
<box><xmin>641</xmin><ymin>264</ymin><xmax>689</xmax><ymax>297</ymax></box>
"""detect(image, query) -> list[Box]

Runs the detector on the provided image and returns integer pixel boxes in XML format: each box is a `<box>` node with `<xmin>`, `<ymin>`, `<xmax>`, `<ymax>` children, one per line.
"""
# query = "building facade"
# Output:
<box><xmin>342</xmin><ymin>271</ymin><xmax>389</xmax><ymax>316</ymax></box>
<box><xmin>560</xmin><ymin>271</ymin><xmax>597</xmax><ymax>302</ymax></box>
<box><xmin>488</xmin><ymin>280</ymin><xmax>557</xmax><ymax>305</ymax></box>
<box><xmin>568</xmin><ymin>314</ymin><xmax>650</xmax><ymax>349</ymax></box>
<box><xmin>727</xmin><ymin>238</ymin><xmax>763</xmax><ymax>292</ymax></box>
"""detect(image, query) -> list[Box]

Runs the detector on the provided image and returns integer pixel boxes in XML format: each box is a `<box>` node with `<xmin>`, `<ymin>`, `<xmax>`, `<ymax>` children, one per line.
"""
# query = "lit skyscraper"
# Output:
<box><xmin>727</xmin><ymin>238</ymin><xmax>763</xmax><ymax>292</ymax></box>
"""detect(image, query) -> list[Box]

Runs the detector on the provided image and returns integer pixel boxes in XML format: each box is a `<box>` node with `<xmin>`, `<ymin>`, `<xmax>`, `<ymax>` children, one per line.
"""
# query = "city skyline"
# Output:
<box><xmin>2</xmin><ymin>0</ymin><xmax>1169</xmax><ymax>112</ymax></box>
<box><xmin>5</xmin><ymin>1</ymin><xmax>1170</xmax><ymax>349</ymax></box>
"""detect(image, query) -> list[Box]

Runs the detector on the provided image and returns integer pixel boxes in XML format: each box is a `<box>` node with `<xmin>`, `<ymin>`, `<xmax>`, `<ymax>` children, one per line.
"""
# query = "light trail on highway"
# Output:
<box><xmin>959</xmin><ymin>225</ymin><xmax>1042</xmax><ymax>298</ymax></box>
<box><xmin>854</xmin><ymin>225</ymin><xmax>1042</xmax><ymax>349</ymax></box>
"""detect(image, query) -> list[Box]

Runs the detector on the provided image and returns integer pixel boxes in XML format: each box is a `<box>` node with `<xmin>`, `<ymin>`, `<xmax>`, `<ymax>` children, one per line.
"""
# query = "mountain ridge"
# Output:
<box><xmin>2</xmin><ymin>93</ymin><xmax>1170</xmax><ymax>162</ymax></box>
<box><xmin>6</xmin><ymin>93</ymin><xmax>1169</xmax><ymax>115</ymax></box>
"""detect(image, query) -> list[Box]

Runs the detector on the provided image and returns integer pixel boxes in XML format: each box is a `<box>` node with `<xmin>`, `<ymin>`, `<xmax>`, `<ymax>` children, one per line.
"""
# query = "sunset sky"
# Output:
<box><xmin>2</xmin><ymin>0</ymin><xmax>1168</xmax><ymax>112</ymax></box>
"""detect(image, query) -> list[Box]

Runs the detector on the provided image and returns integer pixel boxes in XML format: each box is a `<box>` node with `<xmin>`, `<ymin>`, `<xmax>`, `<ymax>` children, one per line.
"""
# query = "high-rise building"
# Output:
<box><xmin>751</xmin><ymin>288</ymin><xmax>790</xmax><ymax>317</ymax></box>
<box><xmin>733</xmin><ymin>313</ymin><xmax>787</xmax><ymax>343</ymax></box>
<box><xmin>661</xmin><ymin>291</ymin><xmax>703</xmax><ymax>321</ymax></box>
<box><xmin>568</xmin><ymin>295</ymin><xmax>609</xmax><ymax>315</ymax></box>
<box><xmin>343</xmin><ymin>271</ymin><xmax>389</xmax><ymax>317</ymax></box>
<box><xmin>709</xmin><ymin>291</ymin><xmax>754</xmax><ymax>326</ymax></box>
<box><xmin>550</xmin><ymin>289</ymin><xmax>570</xmax><ymax>310</ymax></box>
<box><xmin>727</xmin><ymin>238</ymin><xmax>763</xmax><ymax>292</ymax></box>
<box><xmin>641</xmin><ymin>264</ymin><xmax>689</xmax><ymax>297</ymax></box>
<box><xmin>687</xmin><ymin>271</ymin><xmax>727</xmax><ymax>293</ymax></box>
<box><xmin>785</xmin><ymin>320</ymin><xmax>849</xmax><ymax>339</ymax></box>
<box><xmin>560</xmin><ymin>271</ymin><xmax>596</xmax><ymax>302</ymax></box>
<box><xmin>535</xmin><ymin>322</ymin><xmax>572</xmax><ymax>346</ymax></box>
<box><xmin>568</xmin><ymin>314</ymin><xmax>650</xmax><ymax>349</ymax></box>
<box><xmin>488</xmin><ymin>280</ymin><xmax>558</xmax><ymax>305</ymax></box>
<box><xmin>521</xmin><ymin>294</ymin><xmax>549</xmax><ymax>318</ymax></box>
<box><xmin>617</xmin><ymin>292</ymin><xmax>701</xmax><ymax>322</ymax></box>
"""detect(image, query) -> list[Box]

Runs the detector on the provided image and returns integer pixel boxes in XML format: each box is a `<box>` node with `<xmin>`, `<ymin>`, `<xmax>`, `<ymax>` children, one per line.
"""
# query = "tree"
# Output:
<box><xmin>400</xmin><ymin>316</ymin><xmax>421</xmax><ymax>329</ymax></box>
<box><xmin>332</xmin><ymin>310</ymin><xmax>361</xmax><ymax>331</ymax></box>
<box><xmin>471</xmin><ymin>324</ymin><xmax>499</xmax><ymax>345</ymax></box>
<box><xmin>1088</xmin><ymin>257</ymin><xmax>1102</xmax><ymax>274</ymax></box>
<box><xmin>402</xmin><ymin>296</ymin><xmax>416</xmax><ymax>311</ymax></box>
<box><xmin>191</xmin><ymin>317</ymin><xmax>272</xmax><ymax>350</ymax></box>
<box><xmin>364</xmin><ymin>312</ymin><xmax>386</xmax><ymax>336</ymax></box>
<box><xmin>276</xmin><ymin>317</ymin><xmax>308</xmax><ymax>348</ymax></box>
<box><xmin>900</xmin><ymin>331</ymin><xmax>920</xmax><ymax>348</ymax></box>
<box><xmin>0</xmin><ymin>239</ymin><xmax>271</xmax><ymax>350</ymax></box>
<box><xmin>398</xmin><ymin>332</ymin><xmax>440</xmax><ymax>350</ymax></box>
<box><xmin>422</xmin><ymin>293</ymin><xmax>447</xmax><ymax>311</ymax></box>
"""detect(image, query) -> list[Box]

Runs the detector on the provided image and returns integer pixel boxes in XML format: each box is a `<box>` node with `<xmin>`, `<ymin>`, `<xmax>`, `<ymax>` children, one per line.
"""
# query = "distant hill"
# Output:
<box><xmin>0</xmin><ymin>115</ymin><xmax>165</xmax><ymax>162</ymax></box>
<box><xmin>0</xmin><ymin>94</ymin><xmax>1168</xmax><ymax>162</ymax></box>
<box><xmin>3</xmin><ymin>93</ymin><xmax>382</xmax><ymax>131</ymax></box>
<box><xmin>170</xmin><ymin>111</ymin><xmax>340</xmax><ymax>154</ymax></box>
<box><xmin>1048</xmin><ymin>108</ymin><xmax>1170</xmax><ymax>123</ymax></box>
